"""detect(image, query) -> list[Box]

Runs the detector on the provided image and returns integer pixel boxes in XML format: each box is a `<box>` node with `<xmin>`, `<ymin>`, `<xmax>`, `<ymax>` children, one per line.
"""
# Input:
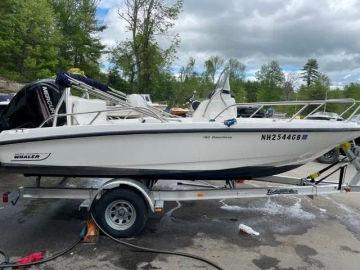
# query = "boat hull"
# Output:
<box><xmin>0</xmin><ymin>163</ymin><xmax>301</xmax><ymax>179</ymax></box>
<box><xmin>0</xmin><ymin>120</ymin><xmax>359</xmax><ymax>180</ymax></box>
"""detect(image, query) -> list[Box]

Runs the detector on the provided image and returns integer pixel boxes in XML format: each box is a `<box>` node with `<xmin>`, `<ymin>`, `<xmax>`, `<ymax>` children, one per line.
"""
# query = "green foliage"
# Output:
<box><xmin>112</xmin><ymin>0</ymin><xmax>183</xmax><ymax>97</ymax></box>
<box><xmin>297</xmin><ymin>81</ymin><xmax>327</xmax><ymax>100</ymax></box>
<box><xmin>243</xmin><ymin>80</ymin><xmax>260</xmax><ymax>102</ymax></box>
<box><xmin>344</xmin><ymin>83</ymin><xmax>360</xmax><ymax>100</ymax></box>
<box><xmin>255</xmin><ymin>61</ymin><xmax>285</xmax><ymax>101</ymax></box>
<box><xmin>225</xmin><ymin>58</ymin><xmax>246</xmax><ymax>102</ymax></box>
<box><xmin>231</xmin><ymin>79</ymin><xmax>246</xmax><ymax>102</ymax></box>
<box><xmin>169</xmin><ymin>73</ymin><xmax>212</xmax><ymax>106</ymax></box>
<box><xmin>297</xmin><ymin>77</ymin><xmax>338</xmax><ymax>115</ymax></box>
<box><xmin>179</xmin><ymin>57</ymin><xmax>196</xmax><ymax>82</ymax></box>
<box><xmin>0</xmin><ymin>0</ymin><xmax>105</xmax><ymax>82</ymax></box>
<box><xmin>0</xmin><ymin>1</ymin><xmax>359</xmax><ymax>110</ymax></box>
<box><xmin>50</xmin><ymin>0</ymin><xmax>106</xmax><ymax>78</ymax></box>
<box><xmin>166</xmin><ymin>58</ymin><xmax>247</xmax><ymax>106</ymax></box>
<box><xmin>283</xmin><ymin>72</ymin><xmax>299</xmax><ymax>101</ymax></box>
<box><xmin>107</xmin><ymin>67</ymin><xmax>132</xmax><ymax>93</ymax></box>
<box><xmin>227</xmin><ymin>58</ymin><xmax>246</xmax><ymax>80</ymax></box>
<box><xmin>256</xmin><ymin>61</ymin><xmax>285</xmax><ymax>87</ymax></box>
<box><xmin>0</xmin><ymin>0</ymin><xmax>61</xmax><ymax>81</ymax></box>
<box><xmin>203</xmin><ymin>56</ymin><xmax>224</xmax><ymax>83</ymax></box>
<box><xmin>301</xmin><ymin>58</ymin><xmax>320</xmax><ymax>87</ymax></box>
<box><xmin>324</xmin><ymin>88</ymin><xmax>348</xmax><ymax>114</ymax></box>
<box><xmin>297</xmin><ymin>59</ymin><xmax>332</xmax><ymax>104</ymax></box>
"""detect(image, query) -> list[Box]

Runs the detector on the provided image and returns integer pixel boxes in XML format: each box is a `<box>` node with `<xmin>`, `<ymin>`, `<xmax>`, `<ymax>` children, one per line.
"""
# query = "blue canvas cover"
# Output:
<box><xmin>56</xmin><ymin>72</ymin><xmax>110</xmax><ymax>92</ymax></box>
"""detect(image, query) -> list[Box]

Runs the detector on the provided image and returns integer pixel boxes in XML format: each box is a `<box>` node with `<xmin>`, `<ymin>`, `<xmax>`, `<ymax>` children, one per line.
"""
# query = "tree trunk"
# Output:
<box><xmin>132</xmin><ymin>0</ymin><xmax>141</xmax><ymax>86</ymax></box>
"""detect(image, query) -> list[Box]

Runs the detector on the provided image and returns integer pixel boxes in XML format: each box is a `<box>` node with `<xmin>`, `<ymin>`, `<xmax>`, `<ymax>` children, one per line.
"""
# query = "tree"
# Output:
<box><xmin>226</xmin><ymin>58</ymin><xmax>246</xmax><ymax>102</ymax></box>
<box><xmin>0</xmin><ymin>0</ymin><xmax>60</xmax><ymax>81</ymax></box>
<box><xmin>113</xmin><ymin>0</ymin><xmax>183</xmax><ymax>95</ymax></box>
<box><xmin>318</xmin><ymin>73</ymin><xmax>330</xmax><ymax>87</ymax></box>
<box><xmin>50</xmin><ymin>0</ymin><xmax>106</xmax><ymax>78</ymax></box>
<box><xmin>204</xmin><ymin>56</ymin><xmax>224</xmax><ymax>83</ymax></box>
<box><xmin>256</xmin><ymin>60</ymin><xmax>285</xmax><ymax>87</ymax></box>
<box><xmin>256</xmin><ymin>60</ymin><xmax>285</xmax><ymax>101</ymax></box>
<box><xmin>301</xmin><ymin>58</ymin><xmax>320</xmax><ymax>87</ymax></box>
<box><xmin>297</xmin><ymin>79</ymin><xmax>328</xmax><ymax>100</ymax></box>
<box><xmin>179</xmin><ymin>57</ymin><xmax>196</xmax><ymax>82</ymax></box>
<box><xmin>107</xmin><ymin>67</ymin><xmax>131</xmax><ymax>93</ymax></box>
<box><xmin>176</xmin><ymin>57</ymin><xmax>206</xmax><ymax>103</ymax></box>
<box><xmin>227</xmin><ymin>58</ymin><xmax>246</xmax><ymax>80</ymax></box>
<box><xmin>111</xmin><ymin>40</ymin><xmax>138</xmax><ymax>90</ymax></box>
<box><xmin>283</xmin><ymin>72</ymin><xmax>299</xmax><ymax>100</ymax></box>
<box><xmin>344</xmin><ymin>83</ymin><xmax>360</xmax><ymax>100</ymax></box>
<box><xmin>243</xmin><ymin>80</ymin><xmax>260</xmax><ymax>102</ymax></box>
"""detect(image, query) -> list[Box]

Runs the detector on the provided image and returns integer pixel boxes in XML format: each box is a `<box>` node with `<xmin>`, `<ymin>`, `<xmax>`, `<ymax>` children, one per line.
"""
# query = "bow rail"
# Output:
<box><xmin>211</xmin><ymin>99</ymin><xmax>360</xmax><ymax>122</ymax></box>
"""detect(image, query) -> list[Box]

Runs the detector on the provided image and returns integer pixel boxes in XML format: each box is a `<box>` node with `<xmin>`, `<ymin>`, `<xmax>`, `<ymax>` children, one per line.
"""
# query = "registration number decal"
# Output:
<box><xmin>261</xmin><ymin>134</ymin><xmax>308</xmax><ymax>141</ymax></box>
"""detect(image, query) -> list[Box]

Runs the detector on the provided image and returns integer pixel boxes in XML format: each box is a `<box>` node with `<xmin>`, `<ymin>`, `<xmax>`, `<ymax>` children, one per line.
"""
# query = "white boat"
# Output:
<box><xmin>0</xmin><ymin>71</ymin><xmax>359</xmax><ymax>180</ymax></box>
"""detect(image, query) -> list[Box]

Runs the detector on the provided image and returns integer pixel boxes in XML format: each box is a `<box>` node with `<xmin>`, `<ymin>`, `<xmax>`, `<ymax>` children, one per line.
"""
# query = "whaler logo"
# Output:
<box><xmin>12</xmin><ymin>153</ymin><xmax>51</xmax><ymax>161</ymax></box>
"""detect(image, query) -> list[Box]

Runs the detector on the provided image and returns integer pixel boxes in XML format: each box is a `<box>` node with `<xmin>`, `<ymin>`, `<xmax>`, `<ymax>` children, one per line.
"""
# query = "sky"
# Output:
<box><xmin>96</xmin><ymin>0</ymin><xmax>360</xmax><ymax>87</ymax></box>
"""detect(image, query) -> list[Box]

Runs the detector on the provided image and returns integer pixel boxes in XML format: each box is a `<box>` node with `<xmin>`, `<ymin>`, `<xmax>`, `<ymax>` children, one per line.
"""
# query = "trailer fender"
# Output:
<box><xmin>89</xmin><ymin>178</ymin><xmax>155</xmax><ymax>212</ymax></box>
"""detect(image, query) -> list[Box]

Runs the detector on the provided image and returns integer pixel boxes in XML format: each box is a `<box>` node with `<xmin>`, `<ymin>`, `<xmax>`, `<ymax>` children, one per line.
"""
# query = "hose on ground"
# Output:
<box><xmin>0</xmin><ymin>237</ymin><xmax>83</xmax><ymax>269</ymax></box>
<box><xmin>90</xmin><ymin>213</ymin><xmax>224</xmax><ymax>270</ymax></box>
<box><xmin>0</xmin><ymin>197</ymin><xmax>223</xmax><ymax>270</ymax></box>
<box><xmin>0</xmin><ymin>217</ymin><xmax>224</xmax><ymax>270</ymax></box>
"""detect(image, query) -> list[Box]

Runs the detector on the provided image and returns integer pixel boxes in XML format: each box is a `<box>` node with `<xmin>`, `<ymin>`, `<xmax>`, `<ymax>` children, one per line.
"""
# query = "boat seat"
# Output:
<box><xmin>127</xmin><ymin>94</ymin><xmax>148</xmax><ymax>108</ymax></box>
<box><xmin>67</xmin><ymin>96</ymin><xmax>107</xmax><ymax>125</ymax></box>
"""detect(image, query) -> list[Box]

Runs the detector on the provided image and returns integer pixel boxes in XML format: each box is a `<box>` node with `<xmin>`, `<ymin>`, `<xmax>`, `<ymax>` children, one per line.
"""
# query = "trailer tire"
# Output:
<box><xmin>92</xmin><ymin>189</ymin><xmax>148</xmax><ymax>238</ymax></box>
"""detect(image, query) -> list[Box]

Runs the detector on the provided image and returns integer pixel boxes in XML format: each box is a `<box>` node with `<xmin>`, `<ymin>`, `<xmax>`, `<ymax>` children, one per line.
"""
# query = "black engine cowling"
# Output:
<box><xmin>0</xmin><ymin>79</ymin><xmax>65</xmax><ymax>132</ymax></box>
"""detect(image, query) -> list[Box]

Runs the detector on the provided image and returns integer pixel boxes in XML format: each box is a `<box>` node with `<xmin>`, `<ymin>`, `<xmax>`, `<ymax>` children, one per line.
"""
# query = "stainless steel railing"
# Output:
<box><xmin>211</xmin><ymin>99</ymin><xmax>360</xmax><ymax>122</ymax></box>
<box><xmin>40</xmin><ymin>106</ymin><xmax>168</xmax><ymax>128</ymax></box>
<box><xmin>41</xmin><ymin>73</ymin><xmax>182</xmax><ymax>127</ymax></box>
<box><xmin>66</xmin><ymin>75</ymin><xmax>177</xmax><ymax>119</ymax></box>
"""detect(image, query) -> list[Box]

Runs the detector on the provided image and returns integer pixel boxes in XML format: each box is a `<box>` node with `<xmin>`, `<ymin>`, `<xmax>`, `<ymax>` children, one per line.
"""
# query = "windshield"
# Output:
<box><xmin>310</xmin><ymin>111</ymin><xmax>341</xmax><ymax>119</ymax></box>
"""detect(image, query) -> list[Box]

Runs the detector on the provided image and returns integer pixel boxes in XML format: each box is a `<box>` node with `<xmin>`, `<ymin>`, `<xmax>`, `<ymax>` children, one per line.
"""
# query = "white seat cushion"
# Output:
<box><xmin>68</xmin><ymin>97</ymin><xmax>107</xmax><ymax>125</ymax></box>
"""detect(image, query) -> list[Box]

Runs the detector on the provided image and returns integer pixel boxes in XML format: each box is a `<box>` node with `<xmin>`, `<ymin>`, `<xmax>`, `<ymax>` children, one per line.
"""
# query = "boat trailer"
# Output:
<box><xmin>2</xmin><ymin>143</ymin><xmax>360</xmax><ymax>238</ymax></box>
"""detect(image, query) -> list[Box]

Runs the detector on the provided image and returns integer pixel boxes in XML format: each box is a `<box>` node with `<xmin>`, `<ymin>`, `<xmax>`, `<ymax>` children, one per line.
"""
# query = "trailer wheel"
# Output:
<box><xmin>92</xmin><ymin>189</ymin><xmax>148</xmax><ymax>238</ymax></box>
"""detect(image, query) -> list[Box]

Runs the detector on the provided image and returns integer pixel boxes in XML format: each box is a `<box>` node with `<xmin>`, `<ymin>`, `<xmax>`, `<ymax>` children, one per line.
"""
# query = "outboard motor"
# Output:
<box><xmin>0</xmin><ymin>79</ymin><xmax>65</xmax><ymax>132</ymax></box>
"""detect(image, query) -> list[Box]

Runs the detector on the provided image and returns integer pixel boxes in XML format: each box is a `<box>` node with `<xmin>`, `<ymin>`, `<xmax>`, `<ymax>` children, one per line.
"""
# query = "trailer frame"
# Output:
<box><xmin>2</xmin><ymin>144</ymin><xmax>360</xmax><ymax>237</ymax></box>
